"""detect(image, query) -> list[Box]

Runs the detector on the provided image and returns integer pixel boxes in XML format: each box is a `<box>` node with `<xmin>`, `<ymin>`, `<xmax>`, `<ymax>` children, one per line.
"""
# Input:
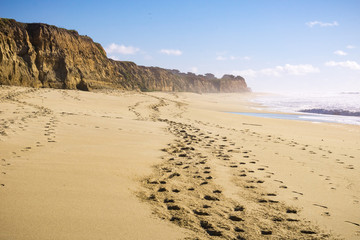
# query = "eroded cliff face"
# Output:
<box><xmin>0</xmin><ymin>19</ymin><xmax>249</xmax><ymax>93</ymax></box>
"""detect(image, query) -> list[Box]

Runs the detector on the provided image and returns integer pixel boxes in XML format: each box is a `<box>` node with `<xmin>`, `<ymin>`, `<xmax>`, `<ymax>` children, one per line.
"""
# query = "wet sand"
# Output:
<box><xmin>0</xmin><ymin>86</ymin><xmax>359</xmax><ymax>239</ymax></box>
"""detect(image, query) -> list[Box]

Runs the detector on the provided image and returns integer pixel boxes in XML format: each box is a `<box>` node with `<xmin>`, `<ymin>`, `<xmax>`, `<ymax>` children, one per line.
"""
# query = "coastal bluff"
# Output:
<box><xmin>0</xmin><ymin>18</ymin><xmax>249</xmax><ymax>93</ymax></box>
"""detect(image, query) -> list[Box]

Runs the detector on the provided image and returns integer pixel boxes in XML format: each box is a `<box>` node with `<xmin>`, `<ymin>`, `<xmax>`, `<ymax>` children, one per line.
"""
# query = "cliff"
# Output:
<box><xmin>0</xmin><ymin>18</ymin><xmax>249</xmax><ymax>93</ymax></box>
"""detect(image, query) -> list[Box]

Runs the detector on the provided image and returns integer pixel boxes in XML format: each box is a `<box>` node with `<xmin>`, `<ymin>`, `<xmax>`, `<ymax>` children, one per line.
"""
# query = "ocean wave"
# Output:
<box><xmin>299</xmin><ymin>109</ymin><xmax>360</xmax><ymax>117</ymax></box>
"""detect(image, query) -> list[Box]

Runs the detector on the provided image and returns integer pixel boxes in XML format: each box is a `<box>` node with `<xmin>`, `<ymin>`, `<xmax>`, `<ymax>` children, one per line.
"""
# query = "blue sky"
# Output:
<box><xmin>1</xmin><ymin>0</ymin><xmax>359</xmax><ymax>92</ymax></box>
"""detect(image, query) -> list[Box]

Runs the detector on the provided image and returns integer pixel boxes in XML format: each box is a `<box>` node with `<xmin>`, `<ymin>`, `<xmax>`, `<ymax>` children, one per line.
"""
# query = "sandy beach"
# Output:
<box><xmin>0</xmin><ymin>86</ymin><xmax>359</xmax><ymax>239</ymax></box>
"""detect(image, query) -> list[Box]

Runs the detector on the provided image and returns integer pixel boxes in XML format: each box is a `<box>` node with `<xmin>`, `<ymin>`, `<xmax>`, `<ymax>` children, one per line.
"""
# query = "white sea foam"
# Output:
<box><xmin>252</xmin><ymin>92</ymin><xmax>360</xmax><ymax>125</ymax></box>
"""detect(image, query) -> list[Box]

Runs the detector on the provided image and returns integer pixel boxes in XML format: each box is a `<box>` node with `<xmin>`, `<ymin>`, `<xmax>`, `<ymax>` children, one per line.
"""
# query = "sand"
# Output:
<box><xmin>0</xmin><ymin>86</ymin><xmax>359</xmax><ymax>239</ymax></box>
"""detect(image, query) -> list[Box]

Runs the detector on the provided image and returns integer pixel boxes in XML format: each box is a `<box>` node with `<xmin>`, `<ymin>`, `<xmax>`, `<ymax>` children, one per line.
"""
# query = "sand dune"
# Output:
<box><xmin>0</xmin><ymin>86</ymin><xmax>359</xmax><ymax>239</ymax></box>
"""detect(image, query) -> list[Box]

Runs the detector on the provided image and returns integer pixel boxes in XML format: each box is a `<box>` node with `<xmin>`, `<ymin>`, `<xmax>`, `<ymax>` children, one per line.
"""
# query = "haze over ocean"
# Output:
<box><xmin>250</xmin><ymin>92</ymin><xmax>360</xmax><ymax>125</ymax></box>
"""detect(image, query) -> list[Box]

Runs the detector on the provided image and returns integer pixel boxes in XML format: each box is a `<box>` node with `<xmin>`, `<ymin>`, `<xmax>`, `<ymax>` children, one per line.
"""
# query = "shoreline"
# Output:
<box><xmin>227</xmin><ymin>111</ymin><xmax>360</xmax><ymax>125</ymax></box>
<box><xmin>0</xmin><ymin>86</ymin><xmax>359</xmax><ymax>239</ymax></box>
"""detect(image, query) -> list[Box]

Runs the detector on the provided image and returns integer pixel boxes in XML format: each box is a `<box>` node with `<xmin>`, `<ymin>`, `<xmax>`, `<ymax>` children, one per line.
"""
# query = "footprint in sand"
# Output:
<box><xmin>313</xmin><ymin>203</ymin><xmax>328</xmax><ymax>209</ymax></box>
<box><xmin>292</xmin><ymin>191</ymin><xmax>303</xmax><ymax>196</ymax></box>
<box><xmin>229</xmin><ymin>215</ymin><xmax>243</xmax><ymax>222</ymax></box>
<box><xmin>234</xmin><ymin>227</ymin><xmax>245</xmax><ymax>233</ymax></box>
<box><xmin>158</xmin><ymin>187</ymin><xmax>167</xmax><ymax>192</ymax></box>
<box><xmin>321</xmin><ymin>212</ymin><xmax>331</xmax><ymax>217</ymax></box>
<box><xmin>261</xmin><ymin>230</ymin><xmax>272</xmax><ymax>235</ymax></box>
<box><xmin>346</xmin><ymin>165</ymin><xmax>354</xmax><ymax>170</ymax></box>
<box><xmin>167</xmin><ymin>205</ymin><xmax>181</xmax><ymax>210</ymax></box>
<box><xmin>300</xmin><ymin>230</ymin><xmax>317</xmax><ymax>235</ymax></box>
<box><xmin>204</xmin><ymin>195</ymin><xmax>219</xmax><ymax>201</ymax></box>
<box><xmin>163</xmin><ymin>198</ymin><xmax>175</xmax><ymax>203</ymax></box>
<box><xmin>286</xmin><ymin>209</ymin><xmax>297</xmax><ymax>214</ymax></box>
<box><xmin>193</xmin><ymin>209</ymin><xmax>210</xmax><ymax>216</ymax></box>
<box><xmin>200</xmin><ymin>221</ymin><xmax>222</xmax><ymax>236</ymax></box>
<box><xmin>272</xmin><ymin>217</ymin><xmax>283</xmax><ymax>222</ymax></box>
<box><xmin>286</xmin><ymin>218</ymin><xmax>300</xmax><ymax>222</ymax></box>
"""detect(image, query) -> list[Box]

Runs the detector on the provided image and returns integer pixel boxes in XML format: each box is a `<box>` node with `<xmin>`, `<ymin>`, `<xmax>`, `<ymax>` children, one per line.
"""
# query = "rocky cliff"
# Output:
<box><xmin>0</xmin><ymin>18</ymin><xmax>249</xmax><ymax>93</ymax></box>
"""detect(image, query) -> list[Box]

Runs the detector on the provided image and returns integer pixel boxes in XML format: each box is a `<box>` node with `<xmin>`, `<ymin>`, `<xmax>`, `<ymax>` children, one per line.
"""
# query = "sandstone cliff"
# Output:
<box><xmin>0</xmin><ymin>18</ymin><xmax>249</xmax><ymax>93</ymax></box>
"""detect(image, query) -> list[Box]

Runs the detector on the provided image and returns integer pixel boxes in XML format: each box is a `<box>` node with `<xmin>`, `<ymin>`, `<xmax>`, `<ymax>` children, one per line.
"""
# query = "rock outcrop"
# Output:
<box><xmin>0</xmin><ymin>18</ymin><xmax>249</xmax><ymax>93</ymax></box>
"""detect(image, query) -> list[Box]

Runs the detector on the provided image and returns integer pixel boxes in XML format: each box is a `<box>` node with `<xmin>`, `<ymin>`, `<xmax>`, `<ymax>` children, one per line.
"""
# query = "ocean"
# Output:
<box><xmin>248</xmin><ymin>92</ymin><xmax>360</xmax><ymax>125</ymax></box>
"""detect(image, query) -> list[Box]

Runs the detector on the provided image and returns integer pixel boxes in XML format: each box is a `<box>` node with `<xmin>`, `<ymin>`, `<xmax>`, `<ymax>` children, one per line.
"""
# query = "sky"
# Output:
<box><xmin>1</xmin><ymin>0</ymin><xmax>359</xmax><ymax>93</ymax></box>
